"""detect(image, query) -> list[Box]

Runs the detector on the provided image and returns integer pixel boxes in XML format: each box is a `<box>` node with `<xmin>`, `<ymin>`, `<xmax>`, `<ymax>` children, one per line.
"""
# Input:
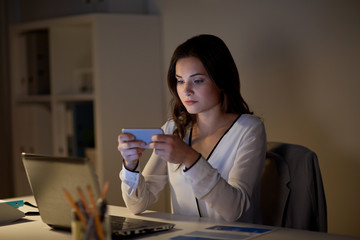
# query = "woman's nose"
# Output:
<box><xmin>184</xmin><ymin>82</ymin><xmax>193</xmax><ymax>96</ymax></box>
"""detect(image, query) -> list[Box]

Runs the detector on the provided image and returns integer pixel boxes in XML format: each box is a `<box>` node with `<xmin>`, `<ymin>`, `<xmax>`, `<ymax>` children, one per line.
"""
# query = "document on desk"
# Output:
<box><xmin>0</xmin><ymin>200</ymin><xmax>25</xmax><ymax>225</ymax></box>
<box><xmin>171</xmin><ymin>225</ymin><xmax>272</xmax><ymax>240</ymax></box>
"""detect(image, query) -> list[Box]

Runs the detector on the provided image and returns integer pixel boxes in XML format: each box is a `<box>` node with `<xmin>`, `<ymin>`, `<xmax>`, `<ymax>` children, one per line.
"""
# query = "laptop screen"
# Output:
<box><xmin>22</xmin><ymin>153</ymin><xmax>100</xmax><ymax>229</ymax></box>
<box><xmin>22</xmin><ymin>152</ymin><xmax>175</xmax><ymax>237</ymax></box>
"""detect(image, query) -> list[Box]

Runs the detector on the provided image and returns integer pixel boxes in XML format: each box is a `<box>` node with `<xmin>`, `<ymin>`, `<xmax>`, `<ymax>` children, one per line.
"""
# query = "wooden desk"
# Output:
<box><xmin>1</xmin><ymin>196</ymin><xmax>359</xmax><ymax>240</ymax></box>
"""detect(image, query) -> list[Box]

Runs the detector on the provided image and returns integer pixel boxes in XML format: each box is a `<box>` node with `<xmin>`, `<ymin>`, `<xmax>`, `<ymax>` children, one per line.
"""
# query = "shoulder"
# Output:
<box><xmin>234</xmin><ymin>114</ymin><xmax>266</xmax><ymax>135</ymax></box>
<box><xmin>161</xmin><ymin>119</ymin><xmax>176</xmax><ymax>134</ymax></box>
<box><xmin>236</xmin><ymin>114</ymin><xmax>263</xmax><ymax>127</ymax></box>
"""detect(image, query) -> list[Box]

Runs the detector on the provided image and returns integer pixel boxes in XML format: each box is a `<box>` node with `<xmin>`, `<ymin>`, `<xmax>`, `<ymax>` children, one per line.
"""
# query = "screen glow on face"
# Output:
<box><xmin>176</xmin><ymin>57</ymin><xmax>221</xmax><ymax>115</ymax></box>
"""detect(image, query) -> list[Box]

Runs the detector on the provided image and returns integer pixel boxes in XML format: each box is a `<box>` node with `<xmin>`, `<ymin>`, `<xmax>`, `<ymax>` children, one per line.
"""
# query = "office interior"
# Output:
<box><xmin>0</xmin><ymin>0</ymin><xmax>359</xmax><ymax>237</ymax></box>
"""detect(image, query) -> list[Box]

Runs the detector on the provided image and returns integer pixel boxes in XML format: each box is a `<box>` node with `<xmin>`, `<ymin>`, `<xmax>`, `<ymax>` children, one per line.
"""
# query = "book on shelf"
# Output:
<box><xmin>66</xmin><ymin>102</ymin><xmax>95</xmax><ymax>157</ymax></box>
<box><xmin>25</xmin><ymin>29</ymin><xmax>50</xmax><ymax>96</ymax></box>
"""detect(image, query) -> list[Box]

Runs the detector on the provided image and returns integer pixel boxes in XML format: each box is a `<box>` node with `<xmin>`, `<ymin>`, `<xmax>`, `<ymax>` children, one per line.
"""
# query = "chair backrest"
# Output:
<box><xmin>261</xmin><ymin>142</ymin><xmax>327</xmax><ymax>232</ymax></box>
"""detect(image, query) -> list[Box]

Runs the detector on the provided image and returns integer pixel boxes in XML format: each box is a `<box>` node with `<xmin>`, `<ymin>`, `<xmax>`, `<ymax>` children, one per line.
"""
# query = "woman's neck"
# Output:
<box><xmin>191</xmin><ymin>111</ymin><xmax>239</xmax><ymax>159</ymax></box>
<box><xmin>194</xmin><ymin>111</ymin><xmax>238</xmax><ymax>137</ymax></box>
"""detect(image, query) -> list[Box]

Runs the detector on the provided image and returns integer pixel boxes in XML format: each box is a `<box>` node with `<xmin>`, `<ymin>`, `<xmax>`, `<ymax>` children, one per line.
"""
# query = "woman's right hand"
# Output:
<box><xmin>117</xmin><ymin>133</ymin><xmax>146</xmax><ymax>170</ymax></box>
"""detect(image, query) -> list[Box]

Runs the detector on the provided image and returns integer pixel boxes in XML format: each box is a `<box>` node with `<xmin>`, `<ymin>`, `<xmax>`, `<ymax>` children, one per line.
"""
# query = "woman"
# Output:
<box><xmin>118</xmin><ymin>34</ymin><xmax>266</xmax><ymax>223</ymax></box>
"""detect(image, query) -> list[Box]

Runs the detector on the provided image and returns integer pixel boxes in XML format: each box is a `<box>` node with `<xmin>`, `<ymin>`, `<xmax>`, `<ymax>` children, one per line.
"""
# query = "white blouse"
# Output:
<box><xmin>119</xmin><ymin>114</ymin><xmax>266</xmax><ymax>223</ymax></box>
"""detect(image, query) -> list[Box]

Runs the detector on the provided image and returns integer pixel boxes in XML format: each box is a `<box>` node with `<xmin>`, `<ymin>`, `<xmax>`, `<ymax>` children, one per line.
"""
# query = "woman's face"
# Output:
<box><xmin>175</xmin><ymin>57</ymin><xmax>222</xmax><ymax>115</ymax></box>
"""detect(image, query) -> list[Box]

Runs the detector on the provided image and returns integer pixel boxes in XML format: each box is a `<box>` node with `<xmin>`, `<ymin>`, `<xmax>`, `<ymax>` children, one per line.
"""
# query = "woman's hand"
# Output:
<box><xmin>148</xmin><ymin>134</ymin><xmax>200</xmax><ymax>168</ymax></box>
<box><xmin>118</xmin><ymin>133</ymin><xmax>146</xmax><ymax>170</ymax></box>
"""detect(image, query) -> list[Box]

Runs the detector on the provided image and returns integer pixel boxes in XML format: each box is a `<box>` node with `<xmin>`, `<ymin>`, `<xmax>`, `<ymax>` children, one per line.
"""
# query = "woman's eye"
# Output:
<box><xmin>177</xmin><ymin>79</ymin><xmax>184</xmax><ymax>84</ymax></box>
<box><xmin>194</xmin><ymin>79</ymin><xmax>204</xmax><ymax>84</ymax></box>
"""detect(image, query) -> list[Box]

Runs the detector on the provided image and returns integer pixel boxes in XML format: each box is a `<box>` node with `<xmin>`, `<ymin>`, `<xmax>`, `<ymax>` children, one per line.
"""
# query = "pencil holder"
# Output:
<box><xmin>64</xmin><ymin>184</ymin><xmax>111</xmax><ymax>240</ymax></box>
<box><xmin>71</xmin><ymin>208</ymin><xmax>111</xmax><ymax>240</ymax></box>
<box><xmin>71</xmin><ymin>210</ymin><xmax>84</xmax><ymax>240</ymax></box>
<box><xmin>71</xmin><ymin>210</ymin><xmax>111</xmax><ymax>240</ymax></box>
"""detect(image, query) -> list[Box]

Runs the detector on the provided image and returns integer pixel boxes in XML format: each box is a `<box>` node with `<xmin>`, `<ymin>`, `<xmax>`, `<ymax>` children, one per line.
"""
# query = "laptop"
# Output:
<box><xmin>21</xmin><ymin>153</ymin><xmax>174</xmax><ymax>238</ymax></box>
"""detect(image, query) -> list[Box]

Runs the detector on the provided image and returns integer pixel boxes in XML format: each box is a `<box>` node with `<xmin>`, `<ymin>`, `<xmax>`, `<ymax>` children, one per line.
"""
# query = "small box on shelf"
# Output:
<box><xmin>72</xmin><ymin>68</ymin><xmax>93</xmax><ymax>94</ymax></box>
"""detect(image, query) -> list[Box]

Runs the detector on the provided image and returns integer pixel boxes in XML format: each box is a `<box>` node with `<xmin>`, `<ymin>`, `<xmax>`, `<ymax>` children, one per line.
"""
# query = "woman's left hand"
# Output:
<box><xmin>148</xmin><ymin>134</ymin><xmax>200</xmax><ymax>168</ymax></box>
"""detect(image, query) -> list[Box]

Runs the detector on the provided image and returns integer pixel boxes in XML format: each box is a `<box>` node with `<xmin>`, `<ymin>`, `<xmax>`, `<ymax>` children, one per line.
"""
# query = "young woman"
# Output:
<box><xmin>118</xmin><ymin>34</ymin><xmax>266</xmax><ymax>223</ymax></box>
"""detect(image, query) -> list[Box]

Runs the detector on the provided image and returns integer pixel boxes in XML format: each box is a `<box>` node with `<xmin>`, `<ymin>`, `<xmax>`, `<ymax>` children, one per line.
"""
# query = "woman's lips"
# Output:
<box><xmin>184</xmin><ymin>100</ymin><xmax>197</xmax><ymax>105</ymax></box>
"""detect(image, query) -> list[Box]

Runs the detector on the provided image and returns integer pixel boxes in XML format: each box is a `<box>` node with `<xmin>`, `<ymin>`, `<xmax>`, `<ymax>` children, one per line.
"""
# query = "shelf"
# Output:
<box><xmin>10</xmin><ymin>14</ymin><xmax>164</xmax><ymax>208</ymax></box>
<box><xmin>16</xmin><ymin>95</ymin><xmax>51</xmax><ymax>104</ymax></box>
<box><xmin>16</xmin><ymin>94</ymin><xmax>94</xmax><ymax>103</ymax></box>
<box><xmin>55</xmin><ymin>94</ymin><xmax>94</xmax><ymax>102</ymax></box>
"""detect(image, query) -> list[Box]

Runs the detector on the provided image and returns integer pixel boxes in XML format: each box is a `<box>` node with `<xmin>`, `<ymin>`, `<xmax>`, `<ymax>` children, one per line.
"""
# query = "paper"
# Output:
<box><xmin>0</xmin><ymin>201</ymin><xmax>25</xmax><ymax>225</ymax></box>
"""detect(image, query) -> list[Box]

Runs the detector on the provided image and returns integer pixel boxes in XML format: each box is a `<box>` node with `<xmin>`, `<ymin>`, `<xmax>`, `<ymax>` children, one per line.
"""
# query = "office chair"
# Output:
<box><xmin>260</xmin><ymin>142</ymin><xmax>327</xmax><ymax>232</ymax></box>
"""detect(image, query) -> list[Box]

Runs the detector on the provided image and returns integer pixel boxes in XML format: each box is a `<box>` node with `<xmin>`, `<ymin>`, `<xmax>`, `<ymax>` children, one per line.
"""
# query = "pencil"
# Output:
<box><xmin>101</xmin><ymin>181</ymin><xmax>109</xmax><ymax>200</ymax></box>
<box><xmin>87</xmin><ymin>185</ymin><xmax>105</xmax><ymax>240</ymax></box>
<box><xmin>63</xmin><ymin>189</ymin><xmax>88</xmax><ymax>228</ymax></box>
<box><xmin>77</xmin><ymin>186</ymin><xmax>90</xmax><ymax>215</ymax></box>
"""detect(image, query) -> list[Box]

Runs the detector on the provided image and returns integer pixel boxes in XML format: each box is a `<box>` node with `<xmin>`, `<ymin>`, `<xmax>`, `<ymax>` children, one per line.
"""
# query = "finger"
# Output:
<box><xmin>122</xmin><ymin>147</ymin><xmax>145</xmax><ymax>156</ymax></box>
<box><xmin>151</xmin><ymin>147</ymin><xmax>165</xmax><ymax>159</ymax></box>
<box><xmin>118</xmin><ymin>133</ymin><xmax>135</xmax><ymax>143</ymax></box>
<box><xmin>118</xmin><ymin>143</ymin><xmax>145</xmax><ymax>157</ymax></box>
<box><xmin>151</xmin><ymin>134</ymin><xmax>169</xmax><ymax>142</ymax></box>
<box><xmin>119</xmin><ymin>141</ymin><xmax>146</xmax><ymax>151</ymax></box>
<box><xmin>123</xmin><ymin>149</ymin><xmax>145</xmax><ymax>161</ymax></box>
<box><xmin>124</xmin><ymin>153</ymin><xmax>141</xmax><ymax>162</ymax></box>
<box><xmin>148</xmin><ymin>142</ymin><xmax>168</xmax><ymax>150</ymax></box>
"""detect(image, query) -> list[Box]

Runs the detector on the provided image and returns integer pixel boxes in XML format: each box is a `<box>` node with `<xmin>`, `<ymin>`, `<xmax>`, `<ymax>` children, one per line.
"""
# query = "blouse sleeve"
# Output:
<box><xmin>119</xmin><ymin>123</ymin><xmax>171</xmax><ymax>214</ymax></box>
<box><xmin>119</xmin><ymin>152</ymin><xmax>168</xmax><ymax>214</ymax></box>
<box><xmin>183</xmin><ymin>117</ymin><xmax>266</xmax><ymax>222</ymax></box>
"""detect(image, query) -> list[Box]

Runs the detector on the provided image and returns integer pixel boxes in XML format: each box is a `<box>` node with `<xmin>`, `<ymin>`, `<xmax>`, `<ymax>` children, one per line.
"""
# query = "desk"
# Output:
<box><xmin>1</xmin><ymin>196</ymin><xmax>359</xmax><ymax>240</ymax></box>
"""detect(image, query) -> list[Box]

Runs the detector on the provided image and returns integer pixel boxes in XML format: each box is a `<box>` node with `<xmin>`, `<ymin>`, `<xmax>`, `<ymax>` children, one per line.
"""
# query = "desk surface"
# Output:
<box><xmin>1</xmin><ymin>196</ymin><xmax>359</xmax><ymax>240</ymax></box>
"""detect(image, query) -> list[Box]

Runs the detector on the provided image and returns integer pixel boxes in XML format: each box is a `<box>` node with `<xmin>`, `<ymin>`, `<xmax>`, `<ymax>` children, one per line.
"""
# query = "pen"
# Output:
<box><xmin>87</xmin><ymin>185</ymin><xmax>105</xmax><ymax>240</ymax></box>
<box><xmin>63</xmin><ymin>189</ymin><xmax>88</xmax><ymax>228</ymax></box>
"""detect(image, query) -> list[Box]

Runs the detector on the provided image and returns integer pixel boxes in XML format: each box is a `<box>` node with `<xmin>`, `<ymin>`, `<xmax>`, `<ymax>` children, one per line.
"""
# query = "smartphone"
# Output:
<box><xmin>122</xmin><ymin>128</ymin><xmax>164</xmax><ymax>148</ymax></box>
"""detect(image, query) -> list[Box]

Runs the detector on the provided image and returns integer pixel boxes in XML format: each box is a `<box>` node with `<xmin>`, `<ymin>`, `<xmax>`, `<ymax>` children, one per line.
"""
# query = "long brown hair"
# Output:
<box><xmin>167</xmin><ymin>34</ymin><xmax>252</xmax><ymax>139</ymax></box>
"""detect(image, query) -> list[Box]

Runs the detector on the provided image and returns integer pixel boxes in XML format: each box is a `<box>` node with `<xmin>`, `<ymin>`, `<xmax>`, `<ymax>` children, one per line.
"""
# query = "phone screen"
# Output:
<box><xmin>122</xmin><ymin>128</ymin><xmax>164</xmax><ymax>148</ymax></box>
